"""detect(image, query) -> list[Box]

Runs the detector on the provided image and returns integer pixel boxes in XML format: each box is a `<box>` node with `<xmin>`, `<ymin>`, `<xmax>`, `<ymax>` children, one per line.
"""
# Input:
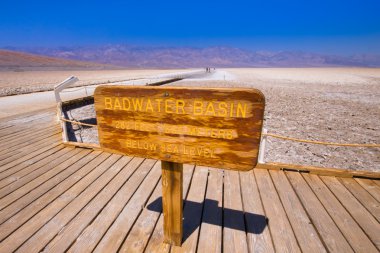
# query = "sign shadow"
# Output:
<box><xmin>147</xmin><ymin>197</ymin><xmax>268</xmax><ymax>242</ymax></box>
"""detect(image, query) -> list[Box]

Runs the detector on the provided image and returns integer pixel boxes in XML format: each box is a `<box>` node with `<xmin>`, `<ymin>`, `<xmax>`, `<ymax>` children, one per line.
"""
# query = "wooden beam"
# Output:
<box><xmin>256</xmin><ymin>162</ymin><xmax>380</xmax><ymax>179</ymax></box>
<box><xmin>161</xmin><ymin>161</ymin><xmax>183</xmax><ymax>246</ymax></box>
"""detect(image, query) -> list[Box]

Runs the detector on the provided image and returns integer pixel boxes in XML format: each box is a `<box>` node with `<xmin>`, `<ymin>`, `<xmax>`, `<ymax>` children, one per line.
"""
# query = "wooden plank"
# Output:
<box><xmin>83</xmin><ymin>164</ymin><xmax>162</xmax><ymax>253</ymax></box>
<box><xmin>321</xmin><ymin>176</ymin><xmax>380</xmax><ymax>250</ymax></box>
<box><xmin>256</xmin><ymin>162</ymin><xmax>380</xmax><ymax>180</ymax></box>
<box><xmin>64</xmin><ymin>141</ymin><xmax>101</xmax><ymax>150</ymax></box>
<box><xmin>255</xmin><ymin>169</ymin><xmax>300</xmax><ymax>253</ymax></box>
<box><xmin>269</xmin><ymin>170</ymin><xmax>326</xmax><ymax>253</ymax></box>
<box><xmin>0</xmin><ymin>112</ymin><xmax>55</xmax><ymax>138</ymax></box>
<box><xmin>223</xmin><ymin>170</ymin><xmax>249</xmax><ymax>253</ymax></box>
<box><xmin>239</xmin><ymin>171</ymin><xmax>275</xmax><ymax>253</ymax></box>
<box><xmin>0</xmin><ymin>143</ymin><xmax>67</xmax><ymax>182</ymax></box>
<box><xmin>170</xmin><ymin>166</ymin><xmax>209</xmax><ymax>253</ymax></box>
<box><xmin>0</xmin><ymin>152</ymin><xmax>110</xmax><ymax>241</ymax></box>
<box><xmin>286</xmin><ymin>172</ymin><xmax>353</xmax><ymax>252</ymax></box>
<box><xmin>118</xmin><ymin>180</ymin><xmax>163</xmax><ymax>253</ymax></box>
<box><xmin>0</xmin><ymin>109</ymin><xmax>55</xmax><ymax>125</ymax></box>
<box><xmin>0</xmin><ymin>148</ymin><xmax>90</xmax><ymax>209</ymax></box>
<box><xmin>0</xmin><ymin>121</ymin><xmax>56</xmax><ymax>142</ymax></box>
<box><xmin>80</xmin><ymin>160</ymin><xmax>160</xmax><ymax>253</ymax></box>
<box><xmin>0</xmin><ymin>154</ymin><xmax>125</xmax><ymax>252</ymax></box>
<box><xmin>122</xmin><ymin>164</ymin><xmax>194</xmax><ymax>253</ymax></box>
<box><xmin>355</xmin><ymin>178</ymin><xmax>380</xmax><ymax>202</ymax></box>
<box><xmin>303</xmin><ymin>174</ymin><xmax>378</xmax><ymax>253</ymax></box>
<box><xmin>0</xmin><ymin>151</ymin><xmax>103</xmax><ymax>226</ymax></box>
<box><xmin>0</xmin><ymin>109</ymin><xmax>54</xmax><ymax>125</ymax></box>
<box><xmin>339</xmin><ymin>178</ymin><xmax>380</xmax><ymax>222</ymax></box>
<box><xmin>0</xmin><ymin>137</ymin><xmax>62</xmax><ymax>171</ymax></box>
<box><xmin>0</xmin><ymin>125</ymin><xmax>60</xmax><ymax>151</ymax></box>
<box><xmin>197</xmin><ymin>169</ymin><xmax>223</xmax><ymax>253</ymax></box>
<box><xmin>0</xmin><ymin>123</ymin><xmax>58</xmax><ymax>144</ymax></box>
<box><xmin>14</xmin><ymin>155</ymin><xmax>138</xmax><ymax>253</ymax></box>
<box><xmin>95</xmin><ymin>86</ymin><xmax>265</xmax><ymax>171</ymax></box>
<box><xmin>286</xmin><ymin>172</ymin><xmax>353</xmax><ymax>253</ymax></box>
<box><xmin>0</xmin><ymin>131</ymin><xmax>61</xmax><ymax>159</ymax></box>
<box><xmin>161</xmin><ymin>161</ymin><xmax>183</xmax><ymax>246</ymax></box>
<box><xmin>0</xmin><ymin>130</ymin><xmax>61</xmax><ymax>156</ymax></box>
<box><xmin>0</xmin><ymin>134</ymin><xmax>60</xmax><ymax>161</ymax></box>
<box><xmin>0</xmin><ymin>118</ymin><xmax>58</xmax><ymax>139</ymax></box>
<box><xmin>43</xmin><ymin>159</ymin><xmax>157</xmax><ymax>253</ymax></box>
<box><xmin>0</xmin><ymin>147</ymin><xmax>77</xmax><ymax>195</ymax></box>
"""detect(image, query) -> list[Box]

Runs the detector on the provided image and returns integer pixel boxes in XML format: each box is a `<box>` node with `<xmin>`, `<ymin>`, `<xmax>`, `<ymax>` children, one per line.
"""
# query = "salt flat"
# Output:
<box><xmin>173</xmin><ymin>68</ymin><xmax>380</xmax><ymax>171</ymax></box>
<box><xmin>0</xmin><ymin>67</ymin><xmax>379</xmax><ymax>171</ymax></box>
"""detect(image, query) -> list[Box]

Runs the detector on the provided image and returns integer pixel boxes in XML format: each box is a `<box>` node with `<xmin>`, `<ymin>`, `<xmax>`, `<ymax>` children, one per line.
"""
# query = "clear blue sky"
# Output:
<box><xmin>1</xmin><ymin>0</ymin><xmax>379</xmax><ymax>55</ymax></box>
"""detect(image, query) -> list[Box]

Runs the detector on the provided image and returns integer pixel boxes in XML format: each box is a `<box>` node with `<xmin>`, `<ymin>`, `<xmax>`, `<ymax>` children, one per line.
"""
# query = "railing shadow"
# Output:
<box><xmin>147</xmin><ymin>197</ymin><xmax>268</xmax><ymax>242</ymax></box>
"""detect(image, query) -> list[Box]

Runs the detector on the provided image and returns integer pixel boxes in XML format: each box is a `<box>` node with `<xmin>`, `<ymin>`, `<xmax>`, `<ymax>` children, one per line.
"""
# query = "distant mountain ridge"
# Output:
<box><xmin>3</xmin><ymin>45</ymin><xmax>380</xmax><ymax>68</ymax></box>
<box><xmin>0</xmin><ymin>49</ymin><xmax>121</xmax><ymax>71</ymax></box>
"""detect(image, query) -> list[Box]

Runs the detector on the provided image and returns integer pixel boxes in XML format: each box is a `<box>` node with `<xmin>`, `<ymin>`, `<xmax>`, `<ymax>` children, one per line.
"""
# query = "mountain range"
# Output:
<box><xmin>2</xmin><ymin>45</ymin><xmax>380</xmax><ymax>68</ymax></box>
<box><xmin>0</xmin><ymin>49</ymin><xmax>119</xmax><ymax>71</ymax></box>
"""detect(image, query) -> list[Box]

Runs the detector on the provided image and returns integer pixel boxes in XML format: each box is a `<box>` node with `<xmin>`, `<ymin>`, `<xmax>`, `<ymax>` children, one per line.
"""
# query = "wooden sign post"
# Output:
<box><xmin>94</xmin><ymin>86</ymin><xmax>265</xmax><ymax>246</ymax></box>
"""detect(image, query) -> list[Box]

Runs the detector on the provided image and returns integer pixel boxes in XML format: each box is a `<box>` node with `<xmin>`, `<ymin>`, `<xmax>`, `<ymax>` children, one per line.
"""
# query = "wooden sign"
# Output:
<box><xmin>94</xmin><ymin>86</ymin><xmax>265</xmax><ymax>171</ymax></box>
<box><xmin>95</xmin><ymin>85</ymin><xmax>265</xmax><ymax>246</ymax></box>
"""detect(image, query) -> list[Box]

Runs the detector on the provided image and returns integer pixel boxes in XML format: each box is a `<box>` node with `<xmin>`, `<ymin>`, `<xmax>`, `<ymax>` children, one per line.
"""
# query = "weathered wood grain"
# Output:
<box><xmin>240</xmin><ymin>170</ymin><xmax>275</xmax><ymax>253</ymax></box>
<box><xmin>339</xmin><ymin>178</ymin><xmax>380</xmax><ymax>222</ymax></box>
<box><xmin>161</xmin><ymin>161</ymin><xmax>183</xmax><ymax>246</ymax></box>
<box><xmin>270</xmin><ymin>170</ymin><xmax>326</xmax><ymax>253</ymax></box>
<box><xmin>304</xmin><ymin>174</ymin><xmax>378</xmax><ymax>253</ymax></box>
<box><xmin>286</xmin><ymin>172</ymin><xmax>354</xmax><ymax>253</ymax></box>
<box><xmin>95</xmin><ymin>86</ymin><xmax>265</xmax><ymax>171</ymax></box>
<box><xmin>321</xmin><ymin>176</ymin><xmax>380</xmax><ymax>250</ymax></box>
<box><xmin>197</xmin><ymin>169</ymin><xmax>223</xmax><ymax>253</ymax></box>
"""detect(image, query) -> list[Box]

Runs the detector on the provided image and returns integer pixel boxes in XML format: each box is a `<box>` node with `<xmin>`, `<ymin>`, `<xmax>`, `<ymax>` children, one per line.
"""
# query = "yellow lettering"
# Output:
<box><xmin>230</xmin><ymin>103</ymin><xmax>234</xmax><ymax>117</ymax></box>
<box><xmin>218</xmin><ymin>102</ymin><xmax>227</xmax><ymax>117</ymax></box>
<box><xmin>149</xmin><ymin>143</ymin><xmax>157</xmax><ymax>151</ymax></box>
<box><xmin>211</xmin><ymin>129</ymin><xmax>218</xmax><ymax>138</ymax></box>
<box><xmin>132</xmin><ymin>98</ymin><xmax>144</xmax><ymax>111</ymax></box>
<box><xmin>155</xmin><ymin>99</ymin><xmax>163</xmax><ymax>112</ymax></box>
<box><xmin>218</xmin><ymin>129</ymin><xmax>225</xmax><ymax>138</ymax></box>
<box><xmin>145</xmin><ymin>99</ymin><xmax>153</xmax><ymax>112</ymax></box>
<box><xmin>205</xmin><ymin>102</ymin><xmax>216</xmax><ymax>116</ymax></box>
<box><xmin>122</xmin><ymin>98</ymin><xmax>130</xmax><ymax>110</ymax></box>
<box><xmin>183</xmin><ymin>145</ymin><xmax>189</xmax><ymax>155</ymax></box>
<box><xmin>197</xmin><ymin>147</ymin><xmax>203</xmax><ymax>156</ymax></box>
<box><xmin>104</xmin><ymin>97</ymin><xmax>113</xmax><ymax>109</ymax></box>
<box><xmin>193</xmin><ymin>101</ymin><xmax>203</xmax><ymax>115</ymax></box>
<box><xmin>114</xmin><ymin>98</ymin><xmax>122</xmax><ymax>110</ymax></box>
<box><xmin>165</xmin><ymin>99</ymin><xmax>173</xmax><ymax>113</ymax></box>
<box><xmin>237</xmin><ymin>103</ymin><xmax>247</xmax><ymax>118</ymax></box>
<box><xmin>226</xmin><ymin>130</ymin><xmax>233</xmax><ymax>139</ymax></box>
<box><xmin>211</xmin><ymin>149</ymin><xmax>217</xmax><ymax>158</ymax></box>
<box><xmin>176</xmin><ymin>99</ymin><xmax>185</xmax><ymax>114</ymax></box>
<box><xmin>204</xmin><ymin>148</ymin><xmax>210</xmax><ymax>157</ymax></box>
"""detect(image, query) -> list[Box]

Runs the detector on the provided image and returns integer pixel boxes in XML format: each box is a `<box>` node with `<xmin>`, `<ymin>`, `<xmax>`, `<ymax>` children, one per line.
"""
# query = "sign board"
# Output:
<box><xmin>94</xmin><ymin>86</ymin><xmax>265</xmax><ymax>171</ymax></box>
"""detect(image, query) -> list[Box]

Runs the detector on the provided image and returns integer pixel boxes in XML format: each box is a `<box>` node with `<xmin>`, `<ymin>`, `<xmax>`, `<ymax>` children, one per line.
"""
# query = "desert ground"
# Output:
<box><xmin>172</xmin><ymin>68</ymin><xmax>380</xmax><ymax>171</ymax></box>
<box><xmin>0</xmin><ymin>69</ymin><xmax>188</xmax><ymax>96</ymax></box>
<box><xmin>1</xmin><ymin>68</ymin><xmax>379</xmax><ymax>171</ymax></box>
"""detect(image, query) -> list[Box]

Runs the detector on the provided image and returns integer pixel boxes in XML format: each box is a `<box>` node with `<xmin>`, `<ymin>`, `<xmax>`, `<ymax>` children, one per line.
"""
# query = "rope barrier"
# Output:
<box><xmin>262</xmin><ymin>133</ymin><xmax>380</xmax><ymax>148</ymax></box>
<box><xmin>60</xmin><ymin>117</ymin><xmax>97</xmax><ymax>127</ymax></box>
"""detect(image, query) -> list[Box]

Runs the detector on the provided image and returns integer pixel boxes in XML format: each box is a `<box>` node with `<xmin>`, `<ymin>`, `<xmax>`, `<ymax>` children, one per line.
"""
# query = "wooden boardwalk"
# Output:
<box><xmin>0</xmin><ymin>108</ymin><xmax>379</xmax><ymax>253</ymax></box>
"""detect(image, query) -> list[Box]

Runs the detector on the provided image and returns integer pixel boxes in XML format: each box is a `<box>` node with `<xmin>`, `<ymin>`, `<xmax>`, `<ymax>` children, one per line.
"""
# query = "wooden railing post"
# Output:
<box><xmin>161</xmin><ymin>161</ymin><xmax>183</xmax><ymax>246</ymax></box>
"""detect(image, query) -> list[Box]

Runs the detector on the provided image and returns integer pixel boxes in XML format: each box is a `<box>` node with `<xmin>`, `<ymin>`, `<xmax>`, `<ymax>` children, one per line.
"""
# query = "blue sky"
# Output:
<box><xmin>1</xmin><ymin>0</ymin><xmax>379</xmax><ymax>55</ymax></box>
